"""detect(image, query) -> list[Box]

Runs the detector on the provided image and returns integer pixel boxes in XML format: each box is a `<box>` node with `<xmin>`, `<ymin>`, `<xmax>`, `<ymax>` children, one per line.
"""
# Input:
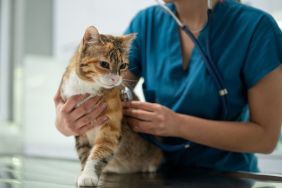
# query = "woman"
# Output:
<box><xmin>54</xmin><ymin>0</ymin><xmax>282</xmax><ymax>172</ymax></box>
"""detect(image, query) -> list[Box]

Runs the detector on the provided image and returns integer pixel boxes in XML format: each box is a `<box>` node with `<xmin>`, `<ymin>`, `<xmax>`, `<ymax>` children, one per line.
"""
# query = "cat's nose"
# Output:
<box><xmin>108</xmin><ymin>74</ymin><xmax>120</xmax><ymax>84</ymax></box>
<box><xmin>110</xmin><ymin>76</ymin><xmax>120</xmax><ymax>84</ymax></box>
<box><xmin>111</xmin><ymin>78</ymin><xmax>117</xmax><ymax>82</ymax></box>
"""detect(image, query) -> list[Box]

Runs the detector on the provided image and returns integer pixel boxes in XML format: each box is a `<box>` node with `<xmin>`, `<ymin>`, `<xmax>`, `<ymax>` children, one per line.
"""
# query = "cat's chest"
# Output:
<box><xmin>61</xmin><ymin>72</ymin><xmax>102</xmax><ymax>100</ymax></box>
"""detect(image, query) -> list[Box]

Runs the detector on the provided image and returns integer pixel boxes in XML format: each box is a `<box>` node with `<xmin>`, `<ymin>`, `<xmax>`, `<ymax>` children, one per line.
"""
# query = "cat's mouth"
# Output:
<box><xmin>102</xmin><ymin>83</ymin><xmax>117</xmax><ymax>89</ymax></box>
<box><xmin>97</xmin><ymin>79</ymin><xmax>123</xmax><ymax>89</ymax></box>
<box><xmin>95</xmin><ymin>74</ymin><xmax>123</xmax><ymax>89</ymax></box>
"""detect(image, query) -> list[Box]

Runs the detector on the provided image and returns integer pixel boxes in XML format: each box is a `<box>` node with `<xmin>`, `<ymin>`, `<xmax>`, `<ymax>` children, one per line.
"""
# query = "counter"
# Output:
<box><xmin>0</xmin><ymin>155</ymin><xmax>281</xmax><ymax>188</ymax></box>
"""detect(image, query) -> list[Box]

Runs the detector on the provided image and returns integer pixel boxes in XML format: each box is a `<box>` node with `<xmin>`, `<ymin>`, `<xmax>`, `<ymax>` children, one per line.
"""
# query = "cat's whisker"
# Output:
<box><xmin>121</xmin><ymin>82</ymin><xmax>130</xmax><ymax>88</ymax></box>
<box><xmin>122</xmin><ymin>78</ymin><xmax>139</xmax><ymax>82</ymax></box>
<box><xmin>127</xmin><ymin>66</ymin><xmax>138</xmax><ymax>71</ymax></box>
<box><xmin>121</xmin><ymin>81</ymin><xmax>136</xmax><ymax>89</ymax></box>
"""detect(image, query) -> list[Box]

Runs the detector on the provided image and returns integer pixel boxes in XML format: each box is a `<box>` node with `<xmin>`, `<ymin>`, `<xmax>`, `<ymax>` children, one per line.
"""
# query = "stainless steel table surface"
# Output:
<box><xmin>0</xmin><ymin>155</ymin><xmax>281</xmax><ymax>188</ymax></box>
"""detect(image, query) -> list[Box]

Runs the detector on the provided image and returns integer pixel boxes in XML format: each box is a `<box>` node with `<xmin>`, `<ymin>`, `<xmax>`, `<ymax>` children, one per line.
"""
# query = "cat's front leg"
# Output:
<box><xmin>75</xmin><ymin>135</ymin><xmax>97</xmax><ymax>187</ymax></box>
<box><xmin>77</xmin><ymin>159</ymin><xmax>100</xmax><ymax>187</ymax></box>
<box><xmin>77</xmin><ymin>123</ymin><xmax>121</xmax><ymax>187</ymax></box>
<box><xmin>75</xmin><ymin>135</ymin><xmax>91</xmax><ymax>171</ymax></box>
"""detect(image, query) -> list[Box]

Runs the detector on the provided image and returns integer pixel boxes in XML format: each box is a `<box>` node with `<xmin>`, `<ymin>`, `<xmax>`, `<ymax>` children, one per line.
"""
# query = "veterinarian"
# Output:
<box><xmin>54</xmin><ymin>0</ymin><xmax>282</xmax><ymax>172</ymax></box>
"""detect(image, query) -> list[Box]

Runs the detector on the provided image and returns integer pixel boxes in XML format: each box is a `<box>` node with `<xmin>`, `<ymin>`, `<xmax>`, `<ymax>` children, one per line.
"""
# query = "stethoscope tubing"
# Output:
<box><xmin>155</xmin><ymin>0</ymin><xmax>229</xmax><ymax>119</ymax></box>
<box><xmin>137</xmin><ymin>1</ymin><xmax>230</xmax><ymax>152</ymax></box>
<box><xmin>182</xmin><ymin>11</ymin><xmax>229</xmax><ymax>119</ymax></box>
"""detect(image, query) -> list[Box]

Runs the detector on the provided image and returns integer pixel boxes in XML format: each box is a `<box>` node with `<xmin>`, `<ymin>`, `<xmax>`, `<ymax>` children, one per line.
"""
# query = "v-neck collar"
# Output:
<box><xmin>167</xmin><ymin>3</ymin><xmax>209</xmax><ymax>73</ymax></box>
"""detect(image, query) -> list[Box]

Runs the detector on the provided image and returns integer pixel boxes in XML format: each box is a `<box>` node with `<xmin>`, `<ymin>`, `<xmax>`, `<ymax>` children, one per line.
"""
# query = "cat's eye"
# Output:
<box><xmin>99</xmin><ymin>61</ymin><xmax>110</xmax><ymax>69</ymax></box>
<box><xmin>120</xmin><ymin>63</ymin><xmax>128</xmax><ymax>70</ymax></box>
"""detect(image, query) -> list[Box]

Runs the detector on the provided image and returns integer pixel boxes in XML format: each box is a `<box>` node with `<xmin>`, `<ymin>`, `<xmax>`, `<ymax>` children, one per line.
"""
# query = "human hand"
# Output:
<box><xmin>53</xmin><ymin>89</ymin><xmax>108</xmax><ymax>136</ymax></box>
<box><xmin>123</xmin><ymin>101</ymin><xmax>179</xmax><ymax>137</ymax></box>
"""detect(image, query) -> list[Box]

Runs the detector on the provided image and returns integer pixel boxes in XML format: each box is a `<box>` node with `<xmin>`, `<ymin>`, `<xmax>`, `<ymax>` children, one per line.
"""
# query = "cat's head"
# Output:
<box><xmin>76</xmin><ymin>26</ymin><xmax>136</xmax><ymax>89</ymax></box>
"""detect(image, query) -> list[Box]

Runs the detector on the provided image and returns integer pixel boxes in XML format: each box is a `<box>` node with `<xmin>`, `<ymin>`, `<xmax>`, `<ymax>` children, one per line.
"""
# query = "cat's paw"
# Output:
<box><xmin>77</xmin><ymin>173</ymin><xmax>99</xmax><ymax>187</ymax></box>
<box><xmin>142</xmin><ymin>165</ymin><xmax>158</xmax><ymax>173</ymax></box>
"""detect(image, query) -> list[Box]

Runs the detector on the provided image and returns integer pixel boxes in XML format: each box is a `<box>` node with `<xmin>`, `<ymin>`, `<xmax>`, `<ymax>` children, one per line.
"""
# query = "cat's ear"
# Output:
<box><xmin>83</xmin><ymin>26</ymin><xmax>100</xmax><ymax>45</ymax></box>
<box><xmin>122</xmin><ymin>33</ymin><xmax>137</xmax><ymax>49</ymax></box>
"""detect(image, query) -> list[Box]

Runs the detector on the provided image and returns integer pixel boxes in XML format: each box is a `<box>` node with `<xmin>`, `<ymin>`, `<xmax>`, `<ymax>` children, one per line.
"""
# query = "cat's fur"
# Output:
<box><xmin>60</xmin><ymin>26</ymin><xmax>162</xmax><ymax>187</ymax></box>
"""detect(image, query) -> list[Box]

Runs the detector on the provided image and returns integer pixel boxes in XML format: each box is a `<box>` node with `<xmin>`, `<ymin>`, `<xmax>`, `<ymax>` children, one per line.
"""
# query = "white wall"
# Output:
<box><xmin>243</xmin><ymin>0</ymin><xmax>282</xmax><ymax>12</ymax></box>
<box><xmin>24</xmin><ymin>0</ymin><xmax>53</xmax><ymax>56</ymax></box>
<box><xmin>54</xmin><ymin>0</ymin><xmax>154</xmax><ymax>59</ymax></box>
<box><xmin>243</xmin><ymin>0</ymin><xmax>282</xmax><ymax>25</ymax></box>
<box><xmin>0</xmin><ymin>0</ymin><xmax>11</xmax><ymax>121</ymax></box>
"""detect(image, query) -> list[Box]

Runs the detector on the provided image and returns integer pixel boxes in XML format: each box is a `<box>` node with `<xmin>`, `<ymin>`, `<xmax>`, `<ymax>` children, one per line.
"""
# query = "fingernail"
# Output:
<box><xmin>102</xmin><ymin>116</ymin><xmax>108</xmax><ymax>121</ymax></box>
<box><xmin>100</xmin><ymin>103</ymin><xmax>107</xmax><ymax>109</ymax></box>
<box><xmin>91</xmin><ymin>95</ymin><xmax>100</xmax><ymax>99</ymax></box>
<box><xmin>90</xmin><ymin>96</ymin><xmax>99</xmax><ymax>102</ymax></box>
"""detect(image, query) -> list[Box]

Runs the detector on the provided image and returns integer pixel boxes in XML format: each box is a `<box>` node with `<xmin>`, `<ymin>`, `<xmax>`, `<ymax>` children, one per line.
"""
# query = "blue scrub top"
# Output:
<box><xmin>124</xmin><ymin>0</ymin><xmax>282</xmax><ymax>172</ymax></box>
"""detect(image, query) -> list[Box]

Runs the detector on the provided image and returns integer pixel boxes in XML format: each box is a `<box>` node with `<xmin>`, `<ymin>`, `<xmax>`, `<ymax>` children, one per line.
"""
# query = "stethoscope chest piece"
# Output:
<box><xmin>121</xmin><ymin>86</ymin><xmax>133</xmax><ymax>102</ymax></box>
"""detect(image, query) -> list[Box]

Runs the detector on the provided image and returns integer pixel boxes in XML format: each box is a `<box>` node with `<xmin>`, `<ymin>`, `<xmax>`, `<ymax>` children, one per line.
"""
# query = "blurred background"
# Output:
<box><xmin>0</xmin><ymin>0</ymin><xmax>281</xmax><ymax>174</ymax></box>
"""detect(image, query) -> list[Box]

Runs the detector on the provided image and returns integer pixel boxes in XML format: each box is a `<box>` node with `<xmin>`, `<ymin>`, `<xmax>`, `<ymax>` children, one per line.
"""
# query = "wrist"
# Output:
<box><xmin>172</xmin><ymin>112</ymin><xmax>186</xmax><ymax>138</ymax></box>
<box><xmin>173</xmin><ymin>113</ymin><xmax>193</xmax><ymax>139</ymax></box>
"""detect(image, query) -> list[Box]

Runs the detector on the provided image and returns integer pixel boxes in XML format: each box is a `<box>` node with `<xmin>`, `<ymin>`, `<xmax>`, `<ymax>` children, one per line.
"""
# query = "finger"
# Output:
<box><xmin>55</xmin><ymin>121</ymin><xmax>74</xmax><ymax>137</ymax></box>
<box><xmin>124</xmin><ymin>108</ymin><xmax>154</xmax><ymax>121</ymax></box>
<box><xmin>95</xmin><ymin>115</ymin><xmax>109</xmax><ymax>126</ymax></box>
<box><xmin>77</xmin><ymin>124</ymin><xmax>94</xmax><ymax>135</ymax></box>
<box><xmin>76</xmin><ymin>114</ymin><xmax>109</xmax><ymax>135</ymax></box>
<box><xmin>63</xmin><ymin>94</ymin><xmax>90</xmax><ymax>113</ymax></box>
<box><xmin>71</xmin><ymin>96</ymin><xmax>101</xmax><ymax>120</ymax></box>
<box><xmin>122</xmin><ymin>101</ymin><xmax>130</xmax><ymax>108</ymax></box>
<box><xmin>89</xmin><ymin>102</ymin><xmax>108</xmax><ymax>119</ymax></box>
<box><xmin>74</xmin><ymin>103</ymin><xmax>107</xmax><ymax>129</ymax></box>
<box><xmin>126</xmin><ymin>101</ymin><xmax>157</xmax><ymax>112</ymax></box>
<box><xmin>76</xmin><ymin>115</ymin><xmax>109</xmax><ymax>135</ymax></box>
<box><xmin>53</xmin><ymin>87</ymin><xmax>63</xmax><ymax>105</ymax></box>
<box><xmin>73</xmin><ymin>115</ymin><xmax>91</xmax><ymax>130</ymax></box>
<box><xmin>127</xmin><ymin>117</ymin><xmax>153</xmax><ymax>134</ymax></box>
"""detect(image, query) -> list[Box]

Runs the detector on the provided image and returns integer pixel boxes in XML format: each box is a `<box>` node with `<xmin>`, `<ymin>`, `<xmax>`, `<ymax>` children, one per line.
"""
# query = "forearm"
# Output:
<box><xmin>175</xmin><ymin>113</ymin><xmax>277</xmax><ymax>154</ymax></box>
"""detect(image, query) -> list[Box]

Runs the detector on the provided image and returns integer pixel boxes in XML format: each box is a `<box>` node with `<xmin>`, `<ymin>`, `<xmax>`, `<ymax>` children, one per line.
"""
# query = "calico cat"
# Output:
<box><xmin>60</xmin><ymin>26</ymin><xmax>163</xmax><ymax>187</ymax></box>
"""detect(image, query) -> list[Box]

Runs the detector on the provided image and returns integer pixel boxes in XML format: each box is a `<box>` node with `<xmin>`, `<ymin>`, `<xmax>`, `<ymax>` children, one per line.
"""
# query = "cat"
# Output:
<box><xmin>60</xmin><ymin>26</ymin><xmax>163</xmax><ymax>187</ymax></box>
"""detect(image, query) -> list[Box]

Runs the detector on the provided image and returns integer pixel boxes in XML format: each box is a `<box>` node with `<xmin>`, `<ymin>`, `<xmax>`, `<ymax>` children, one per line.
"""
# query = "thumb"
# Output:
<box><xmin>53</xmin><ymin>87</ymin><xmax>63</xmax><ymax>105</ymax></box>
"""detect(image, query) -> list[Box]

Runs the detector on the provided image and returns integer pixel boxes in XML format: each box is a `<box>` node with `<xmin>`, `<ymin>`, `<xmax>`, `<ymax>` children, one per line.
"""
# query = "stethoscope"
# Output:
<box><xmin>121</xmin><ymin>0</ymin><xmax>229</xmax><ymax>152</ymax></box>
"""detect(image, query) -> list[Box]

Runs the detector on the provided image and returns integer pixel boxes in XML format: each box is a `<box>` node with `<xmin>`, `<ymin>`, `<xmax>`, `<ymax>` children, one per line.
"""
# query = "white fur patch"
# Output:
<box><xmin>77</xmin><ymin>160</ymin><xmax>99</xmax><ymax>187</ymax></box>
<box><xmin>86</xmin><ymin>127</ymin><xmax>99</xmax><ymax>145</ymax></box>
<box><xmin>98</xmin><ymin>74</ymin><xmax>122</xmax><ymax>89</ymax></box>
<box><xmin>62</xmin><ymin>72</ymin><xmax>102</xmax><ymax>99</ymax></box>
